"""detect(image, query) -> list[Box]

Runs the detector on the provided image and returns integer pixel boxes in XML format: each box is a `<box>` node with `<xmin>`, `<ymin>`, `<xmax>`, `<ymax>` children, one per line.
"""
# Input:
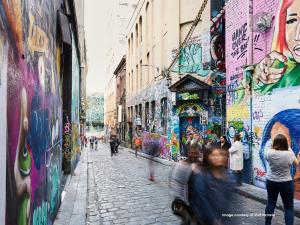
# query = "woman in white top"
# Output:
<box><xmin>264</xmin><ymin>134</ymin><xmax>300</xmax><ymax>225</ymax></box>
<box><xmin>229</xmin><ymin>134</ymin><xmax>244</xmax><ymax>186</ymax></box>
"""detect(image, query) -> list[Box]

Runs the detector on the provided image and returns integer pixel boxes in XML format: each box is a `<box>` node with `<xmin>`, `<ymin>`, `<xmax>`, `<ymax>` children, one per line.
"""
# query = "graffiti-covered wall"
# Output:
<box><xmin>2</xmin><ymin>1</ymin><xmax>65</xmax><ymax>224</ymax></box>
<box><xmin>225</xmin><ymin>0</ymin><xmax>252</xmax><ymax>183</ymax></box>
<box><xmin>127</xmin><ymin>79</ymin><xmax>174</xmax><ymax>159</ymax></box>
<box><xmin>226</xmin><ymin>0</ymin><xmax>300</xmax><ymax>198</ymax></box>
<box><xmin>71</xmin><ymin>32</ymin><xmax>81</xmax><ymax>171</ymax></box>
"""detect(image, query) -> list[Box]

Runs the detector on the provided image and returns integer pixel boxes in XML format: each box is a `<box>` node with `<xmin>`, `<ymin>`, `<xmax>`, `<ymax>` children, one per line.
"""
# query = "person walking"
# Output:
<box><xmin>114</xmin><ymin>135</ymin><xmax>120</xmax><ymax>153</ymax></box>
<box><xmin>109</xmin><ymin>135</ymin><xmax>117</xmax><ymax>157</ymax></box>
<box><xmin>264</xmin><ymin>134</ymin><xmax>300</xmax><ymax>225</ymax></box>
<box><xmin>228</xmin><ymin>134</ymin><xmax>244</xmax><ymax>186</ymax></box>
<box><xmin>95</xmin><ymin>138</ymin><xmax>98</xmax><ymax>150</ymax></box>
<box><xmin>134</xmin><ymin>137</ymin><xmax>142</xmax><ymax>157</ymax></box>
<box><xmin>148</xmin><ymin>142</ymin><xmax>160</xmax><ymax>181</ymax></box>
<box><xmin>90</xmin><ymin>136</ymin><xmax>94</xmax><ymax>150</ymax></box>
<box><xmin>189</xmin><ymin>147</ymin><xmax>238</xmax><ymax>225</ymax></box>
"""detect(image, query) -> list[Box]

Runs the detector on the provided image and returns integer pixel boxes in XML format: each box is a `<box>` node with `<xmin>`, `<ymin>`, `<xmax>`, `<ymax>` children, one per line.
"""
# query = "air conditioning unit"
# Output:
<box><xmin>254</xmin><ymin>12</ymin><xmax>273</xmax><ymax>33</ymax></box>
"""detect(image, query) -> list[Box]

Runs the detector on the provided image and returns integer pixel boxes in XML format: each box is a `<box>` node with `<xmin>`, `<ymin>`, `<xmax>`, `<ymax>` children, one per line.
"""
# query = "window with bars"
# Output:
<box><xmin>145</xmin><ymin>102</ymin><xmax>149</xmax><ymax>131</ymax></box>
<box><xmin>160</xmin><ymin>98</ymin><xmax>168</xmax><ymax>135</ymax></box>
<box><xmin>151</xmin><ymin>101</ymin><xmax>155</xmax><ymax>132</ymax></box>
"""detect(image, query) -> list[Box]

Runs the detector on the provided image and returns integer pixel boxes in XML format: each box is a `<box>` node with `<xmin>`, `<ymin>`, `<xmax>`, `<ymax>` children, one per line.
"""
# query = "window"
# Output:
<box><xmin>136</xmin><ymin>64</ymin><xmax>138</xmax><ymax>91</ymax></box>
<box><xmin>131</xmin><ymin>33</ymin><xmax>133</xmax><ymax>54</ymax></box>
<box><xmin>128</xmin><ymin>39</ymin><xmax>130</xmax><ymax>57</ymax></box>
<box><xmin>131</xmin><ymin>69</ymin><xmax>133</xmax><ymax>94</ymax></box>
<box><xmin>139</xmin><ymin>104</ymin><xmax>142</xmax><ymax>121</ymax></box>
<box><xmin>128</xmin><ymin>72</ymin><xmax>131</xmax><ymax>96</ymax></box>
<box><xmin>161</xmin><ymin>98</ymin><xmax>168</xmax><ymax>134</ymax></box>
<box><xmin>151</xmin><ymin>101</ymin><xmax>155</xmax><ymax>132</ymax></box>
<box><xmin>135</xmin><ymin>24</ymin><xmax>138</xmax><ymax>49</ymax></box>
<box><xmin>145</xmin><ymin>2</ymin><xmax>150</xmax><ymax>49</ymax></box>
<box><xmin>145</xmin><ymin>102</ymin><xmax>149</xmax><ymax>130</ymax></box>
<box><xmin>128</xmin><ymin>107</ymin><xmax>131</xmax><ymax>120</ymax></box>
<box><xmin>139</xmin><ymin>16</ymin><xmax>142</xmax><ymax>43</ymax></box>
<box><xmin>146</xmin><ymin>53</ymin><xmax>150</xmax><ymax>85</ymax></box>
<box><xmin>140</xmin><ymin>60</ymin><xmax>142</xmax><ymax>89</ymax></box>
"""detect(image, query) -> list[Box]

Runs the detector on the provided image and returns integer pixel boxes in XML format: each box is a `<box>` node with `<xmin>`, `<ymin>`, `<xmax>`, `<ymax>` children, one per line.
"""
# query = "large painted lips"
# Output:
<box><xmin>293</xmin><ymin>45</ymin><xmax>300</xmax><ymax>56</ymax></box>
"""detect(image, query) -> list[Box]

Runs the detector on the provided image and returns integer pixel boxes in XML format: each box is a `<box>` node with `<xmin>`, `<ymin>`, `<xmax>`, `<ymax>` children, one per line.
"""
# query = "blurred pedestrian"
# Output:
<box><xmin>90</xmin><ymin>136</ymin><xmax>94</xmax><ymax>150</ymax></box>
<box><xmin>214</xmin><ymin>135</ymin><xmax>231</xmax><ymax>168</ymax></box>
<box><xmin>264</xmin><ymin>134</ymin><xmax>300</xmax><ymax>225</ymax></box>
<box><xmin>148</xmin><ymin>142</ymin><xmax>160</xmax><ymax>181</ymax></box>
<box><xmin>84</xmin><ymin>136</ymin><xmax>88</xmax><ymax>147</ymax></box>
<box><xmin>95</xmin><ymin>138</ymin><xmax>98</xmax><ymax>150</ymax></box>
<box><xmin>169</xmin><ymin>149</ymin><xmax>201</xmax><ymax>225</ymax></box>
<box><xmin>189</xmin><ymin>147</ymin><xmax>236</xmax><ymax>225</ymax></box>
<box><xmin>228</xmin><ymin>134</ymin><xmax>244</xmax><ymax>186</ymax></box>
<box><xmin>109</xmin><ymin>134</ymin><xmax>117</xmax><ymax>157</ymax></box>
<box><xmin>115</xmin><ymin>135</ymin><xmax>120</xmax><ymax>153</ymax></box>
<box><xmin>134</xmin><ymin>137</ymin><xmax>142</xmax><ymax>157</ymax></box>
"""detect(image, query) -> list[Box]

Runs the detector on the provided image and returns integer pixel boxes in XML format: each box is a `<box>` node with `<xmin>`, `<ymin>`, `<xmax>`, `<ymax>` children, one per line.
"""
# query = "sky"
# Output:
<box><xmin>85</xmin><ymin>0</ymin><xmax>112</xmax><ymax>95</ymax></box>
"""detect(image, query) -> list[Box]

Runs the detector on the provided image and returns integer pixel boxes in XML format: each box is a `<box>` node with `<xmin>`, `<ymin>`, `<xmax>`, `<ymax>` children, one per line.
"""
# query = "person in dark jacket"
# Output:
<box><xmin>109</xmin><ymin>134</ymin><xmax>118</xmax><ymax>157</ymax></box>
<box><xmin>214</xmin><ymin>135</ymin><xmax>231</xmax><ymax>151</ymax></box>
<box><xmin>189</xmin><ymin>147</ymin><xmax>240</xmax><ymax>225</ymax></box>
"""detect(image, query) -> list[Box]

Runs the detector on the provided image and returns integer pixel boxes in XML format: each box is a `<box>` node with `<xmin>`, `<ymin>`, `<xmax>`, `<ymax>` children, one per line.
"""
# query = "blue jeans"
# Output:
<box><xmin>265</xmin><ymin>179</ymin><xmax>294</xmax><ymax>225</ymax></box>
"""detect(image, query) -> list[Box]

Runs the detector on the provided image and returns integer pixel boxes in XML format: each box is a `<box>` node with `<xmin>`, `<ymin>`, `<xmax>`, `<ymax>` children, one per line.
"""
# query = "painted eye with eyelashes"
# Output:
<box><xmin>287</xmin><ymin>18</ymin><xmax>298</xmax><ymax>24</ymax></box>
<box><xmin>287</xmin><ymin>13</ymin><xmax>298</xmax><ymax>24</ymax></box>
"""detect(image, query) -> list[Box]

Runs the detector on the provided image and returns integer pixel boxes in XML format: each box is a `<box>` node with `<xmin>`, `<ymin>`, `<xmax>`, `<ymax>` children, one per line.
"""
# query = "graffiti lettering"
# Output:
<box><xmin>28</xmin><ymin>14</ymin><xmax>49</xmax><ymax>54</ymax></box>
<box><xmin>253</xmin><ymin>110</ymin><xmax>264</xmax><ymax>121</ymax></box>
<box><xmin>231</xmin><ymin>23</ymin><xmax>248</xmax><ymax>59</ymax></box>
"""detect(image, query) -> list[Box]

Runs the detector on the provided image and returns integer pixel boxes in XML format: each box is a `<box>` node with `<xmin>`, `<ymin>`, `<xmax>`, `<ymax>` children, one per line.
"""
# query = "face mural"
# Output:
<box><xmin>249</xmin><ymin>0</ymin><xmax>300</xmax><ymax>199</ymax></box>
<box><xmin>254</xmin><ymin>0</ymin><xmax>300</xmax><ymax>94</ymax></box>
<box><xmin>259</xmin><ymin>109</ymin><xmax>300</xmax><ymax>198</ymax></box>
<box><xmin>3</xmin><ymin>1</ymin><xmax>64</xmax><ymax>224</ymax></box>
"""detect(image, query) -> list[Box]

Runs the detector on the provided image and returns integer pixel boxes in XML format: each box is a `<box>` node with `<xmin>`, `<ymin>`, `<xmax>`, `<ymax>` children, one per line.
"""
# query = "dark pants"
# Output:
<box><xmin>148</xmin><ymin>156</ymin><xmax>155</xmax><ymax>178</ymax></box>
<box><xmin>110</xmin><ymin>146</ymin><xmax>116</xmax><ymax>157</ymax></box>
<box><xmin>234</xmin><ymin>170</ymin><xmax>242</xmax><ymax>185</ymax></box>
<box><xmin>265</xmin><ymin>180</ymin><xmax>294</xmax><ymax>225</ymax></box>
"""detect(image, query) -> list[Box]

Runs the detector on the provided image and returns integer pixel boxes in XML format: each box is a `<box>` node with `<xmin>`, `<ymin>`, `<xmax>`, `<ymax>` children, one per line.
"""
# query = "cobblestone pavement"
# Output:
<box><xmin>86</xmin><ymin>143</ymin><xmax>300</xmax><ymax>225</ymax></box>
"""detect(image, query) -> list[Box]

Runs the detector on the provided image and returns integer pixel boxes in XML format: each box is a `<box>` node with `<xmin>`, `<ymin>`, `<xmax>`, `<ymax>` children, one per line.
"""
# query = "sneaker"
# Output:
<box><xmin>148</xmin><ymin>176</ymin><xmax>155</xmax><ymax>181</ymax></box>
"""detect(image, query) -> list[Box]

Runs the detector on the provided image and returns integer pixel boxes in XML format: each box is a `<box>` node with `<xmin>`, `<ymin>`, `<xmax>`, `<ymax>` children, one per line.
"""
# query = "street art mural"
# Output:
<box><xmin>226</xmin><ymin>0</ymin><xmax>300</xmax><ymax>198</ymax></box>
<box><xmin>225</xmin><ymin>0</ymin><xmax>256</xmax><ymax>184</ymax></box>
<box><xmin>71</xmin><ymin>33</ymin><xmax>80</xmax><ymax>171</ymax></box>
<box><xmin>253</xmin><ymin>0</ymin><xmax>300</xmax><ymax>94</ymax></box>
<box><xmin>251</xmin><ymin>0</ymin><xmax>300</xmax><ymax>199</ymax></box>
<box><xmin>211</xmin><ymin>0</ymin><xmax>225</xmax><ymax>72</ymax></box>
<box><xmin>3</xmin><ymin>1</ymin><xmax>64</xmax><ymax>224</ymax></box>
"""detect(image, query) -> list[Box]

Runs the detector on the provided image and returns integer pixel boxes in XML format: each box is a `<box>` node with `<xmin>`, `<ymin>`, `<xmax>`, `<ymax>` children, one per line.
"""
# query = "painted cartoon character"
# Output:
<box><xmin>14</xmin><ymin>88</ymin><xmax>32</xmax><ymax>225</ymax></box>
<box><xmin>259</xmin><ymin>109</ymin><xmax>300</xmax><ymax>181</ymax></box>
<box><xmin>254</xmin><ymin>0</ymin><xmax>300</xmax><ymax>94</ymax></box>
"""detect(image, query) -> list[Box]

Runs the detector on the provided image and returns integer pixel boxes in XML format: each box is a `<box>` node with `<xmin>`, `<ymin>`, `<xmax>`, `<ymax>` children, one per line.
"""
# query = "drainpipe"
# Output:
<box><xmin>247</xmin><ymin>0</ymin><xmax>254</xmax><ymax>184</ymax></box>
